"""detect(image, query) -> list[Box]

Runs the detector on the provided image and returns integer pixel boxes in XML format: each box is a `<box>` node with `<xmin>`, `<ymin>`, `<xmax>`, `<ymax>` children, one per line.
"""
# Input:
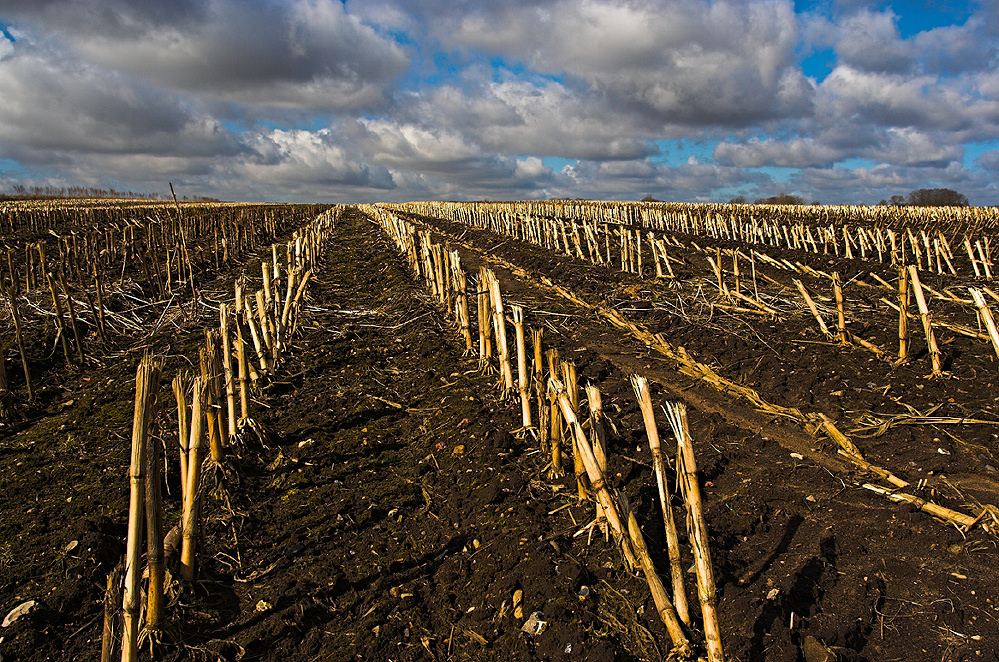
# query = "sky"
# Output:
<box><xmin>0</xmin><ymin>0</ymin><xmax>997</xmax><ymax>205</ymax></box>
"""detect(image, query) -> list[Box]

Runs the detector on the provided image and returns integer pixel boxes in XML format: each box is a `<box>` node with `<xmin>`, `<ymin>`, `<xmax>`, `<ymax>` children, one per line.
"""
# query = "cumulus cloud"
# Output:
<box><xmin>806</xmin><ymin>4</ymin><xmax>998</xmax><ymax>78</ymax></box>
<box><xmin>235</xmin><ymin>128</ymin><xmax>396</xmax><ymax>194</ymax></box>
<box><xmin>978</xmin><ymin>150</ymin><xmax>999</xmax><ymax>171</ymax></box>
<box><xmin>2</xmin><ymin>0</ymin><xmax>410</xmax><ymax>111</ymax></box>
<box><xmin>714</xmin><ymin>138</ymin><xmax>840</xmax><ymax>168</ymax></box>
<box><xmin>409</xmin><ymin>80</ymin><xmax>656</xmax><ymax>161</ymax></box>
<box><xmin>358</xmin><ymin>0</ymin><xmax>814</xmax><ymax>127</ymax></box>
<box><xmin>912</xmin><ymin>14</ymin><xmax>999</xmax><ymax>76</ymax></box>
<box><xmin>833</xmin><ymin>9</ymin><xmax>913</xmax><ymax>74</ymax></box>
<box><xmin>0</xmin><ymin>40</ymin><xmax>242</xmax><ymax>158</ymax></box>
<box><xmin>866</xmin><ymin>128</ymin><xmax>964</xmax><ymax>167</ymax></box>
<box><xmin>0</xmin><ymin>0</ymin><xmax>997</xmax><ymax>204</ymax></box>
<box><xmin>0</xmin><ymin>34</ymin><xmax>13</xmax><ymax>60</ymax></box>
<box><xmin>816</xmin><ymin>65</ymin><xmax>996</xmax><ymax>135</ymax></box>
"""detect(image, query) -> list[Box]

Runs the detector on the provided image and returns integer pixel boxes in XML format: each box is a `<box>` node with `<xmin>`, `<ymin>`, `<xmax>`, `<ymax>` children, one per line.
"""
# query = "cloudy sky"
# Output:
<box><xmin>0</xmin><ymin>0</ymin><xmax>997</xmax><ymax>204</ymax></box>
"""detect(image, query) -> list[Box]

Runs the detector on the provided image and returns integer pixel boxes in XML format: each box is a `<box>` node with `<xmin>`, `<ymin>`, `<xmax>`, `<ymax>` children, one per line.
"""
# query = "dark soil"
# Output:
<box><xmin>2</xmin><ymin>206</ymin><xmax>998</xmax><ymax>661</ymax></box>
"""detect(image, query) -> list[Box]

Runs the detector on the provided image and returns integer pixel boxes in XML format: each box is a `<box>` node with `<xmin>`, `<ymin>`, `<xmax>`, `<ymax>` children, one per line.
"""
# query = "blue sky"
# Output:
<box><xmin>0</xmin><ymin>0</ymin><xmax>997</xmax><ymax>204</ymax></box>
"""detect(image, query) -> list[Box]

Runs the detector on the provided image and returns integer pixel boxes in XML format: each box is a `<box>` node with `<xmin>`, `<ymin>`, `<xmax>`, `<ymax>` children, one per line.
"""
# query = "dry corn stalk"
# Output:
<box><xmin>256</xmin><ymin>290</ymin><xmax>274</xmax><ymax>353</ymax></box>
<box><xmin>665</xmin><ymin>402</ymin><xmax>724</xmax><ymax>662</ymax></box>
<box><xmin>200</xmin><ymin>332</ymin><xmax>226</xmax><ymax>464</ymax></box>
<box><xmin>631</xmin><ymin>375</ymin><xmax>690</xmax><ymax>625</ymax></box>
<box><xmin>619</xmin><ymin>494</ymin><xmax>693</xmax><ymax>659</ymax></box>
<box><xmin>477</xmin><ymin>267</ymin><xmax>493</xmax><ymax>371</ymax></box>
<box><xmin>862</xmin><ymin>484</ymin><xmax>983</xmax><ymax>531</ymax></box>
<box><xmin>832</xmin><ymin>272</ymin><xmax>847</xmax><ymax>344</ymax></box>
<box><xmin>121</xmin><ymin>355</ymin><xmax>162</xmax><ymax>662</ymax></box>
<box><xmin>486</xmin><ymin>270</ymin><xmax>514</xmax><ymax>396</ymax></box>
<box><xmin>45</xmin><ymin>271</ymin><xmax>72</xmax><ymax>364</ymax></box>
<box><xmin>585</xmin><ymin>385</ymin><xmax>609</xmax><ymax>535</ymax></box>
<box><xmin>908</xmin><ymin>266</ymin><xmax>942</xmax><ymax>377</ymax></box>
<box><xmin>57</xmin><ymin>268</ymin><xmax>85</xmax><ymax>363</ymax></box>
<box><xmin>546</xmin><ymin>349</ymin><xmax>563</xmax><ymax>478</ymax></box>
<box><xmin>794</xmin><ymin>279</ymin><xmax>832</xmax><ymax>338</ymax></box>
<box><xmin>180</xmin><ymin>377</ymin><xmax>205</xmax><ymax>581</ymax></box>
<box><xmin>815</xmin><ymin>413</ymin><xmax>863</xmax><ymax>459</ymax></box>
<box><xmin>235</xmin><ymin>292</ymin><xmax>251</xmax><ymax>419</ymax></box>
<box><xmin>454</xmin><ymin>267</ymin><xmax>473</xmax><ymax>353</ymax></box>
<box><xmin>0</xmin><ymin>278</ymin><xmax>32</xmax><ymax>399</ymax></box>
<box><xmin>561</xmin><ymin>360</ymin><xmax>589</xmax><ymax>500</ymax></box>
<box><xmin>243</xmin><ymin>297</ymin><xmax>270</xmax><ymax>374</ymax></box>
<box><xmin>511</xmin><ymin>305</ymin><xmax>532</xmax><ymax>428</ymax></box>
<box><xmin>532</xmin><ymin>328</ymin><xmax>548</xmax><ymax>452</ymax></box>
<box><xmin>144</xmin><ymin>380</ymin><xmax>166</xmax><ymax>636</ymax></box>
<box><xmin>101</xmin><ymin>563</ymin><xmax>123</xmax><ymax>662</ymax></box>
<box><xmin>969</xmin><ymin>288</ymin><xmax>999</xmax><ymax>361</ymax></box>
<box><xmin>550</xmin><ymin>379</ymin><xmax>691</xmax><ymax>655</ymax></box>
<box><xmin>219</xmin><ymin>304</ymin><xmax>237</xmax><ymax>437</ymax></box>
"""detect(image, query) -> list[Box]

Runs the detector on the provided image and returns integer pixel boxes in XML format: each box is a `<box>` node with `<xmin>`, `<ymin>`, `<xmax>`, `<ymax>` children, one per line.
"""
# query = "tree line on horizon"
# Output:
<box><xmin>0</xmin><ymin>183</ymin><xmax>220</xmax><ymax>202</ymax></box>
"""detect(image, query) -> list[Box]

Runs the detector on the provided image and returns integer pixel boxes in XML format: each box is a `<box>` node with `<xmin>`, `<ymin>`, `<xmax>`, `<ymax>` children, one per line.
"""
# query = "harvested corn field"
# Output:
<box><xmin>2</xmin><ymin>200</ymin><xmax>999</xmax><ymax>662</ymax></box>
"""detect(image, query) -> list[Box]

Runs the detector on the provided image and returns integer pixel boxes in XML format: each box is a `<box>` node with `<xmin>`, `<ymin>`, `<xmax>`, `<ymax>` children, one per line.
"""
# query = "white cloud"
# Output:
<box><xmin>978</xmin><ymin>150</ymin><xmax>999</xmax><ymax>171</ymax></box>
<box><xmin>866</xmin><ymin>128</ymin><xmax>963</xmax><ymax>167</ymax></box>
<box><xmin>0</xmin><ymin>0</ymin><xmax>997</xmax><ymax>204</ymax></box>
<box><xmin>514</xmin><ymin>156</ymin><xmax>550</xmax><ymax>180</ymax></box>
<box><xmin>714</xmin><ymin>137</ymin><xmax>840</xmax><ymax>168</ymax></box>
<box><xmin>833</xmin><ymin>9</ymin><xmax>912</xmax><ymax>74</ymax></box>
<box><xmin>234</xmin><ymin>128</ymin><xmax>396</xmax><ymax>194</ymax></box>
<box><xmin>816</xmin><ymin>65</ymin><xmax>995</xmax><ymax>135</ymax></box>
<box><xmin>0</xmin><ymin>42</ymin><xmax>241</xmax><ymax>157</ymax></box>
<box><xmin>3</xmin><ymin>0</ymin><xmax>410</xmax><ymax>111</ymax></box>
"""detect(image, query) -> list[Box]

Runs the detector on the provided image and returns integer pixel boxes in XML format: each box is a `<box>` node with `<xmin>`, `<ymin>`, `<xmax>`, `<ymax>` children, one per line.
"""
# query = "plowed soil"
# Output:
<box><xmin>2</xmin><ymin>206</ymin><xmax>998</xmax><ymax>662</ymax></box>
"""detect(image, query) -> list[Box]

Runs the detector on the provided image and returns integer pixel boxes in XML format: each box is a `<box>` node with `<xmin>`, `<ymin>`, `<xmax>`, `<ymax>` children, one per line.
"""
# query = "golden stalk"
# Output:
<box><xmin>862</xmin><ymin>483</ymin><xmax>980</xmax><ymax>529</ymax></box>
<box><xmin>235</xmin><ymin>291</ymin><xmax>251</xmax><ymax>418</ymax></box>
<box><xmin>532</xmin><ymin>328</ymin><xmax>548</xmax><ymax>451</ymax></box>
<box><xmin>665</xmin><ymin>402</ymin><xmax>724</xmax><ymax>662</ymax></box>
<box><xmin>552</xmin><ymin>380</ymin><xmax>690</xmax><ymax>654</ymax></box>
<box><xmin>794</xmin><ymin>279</ymin><xmax>832</xmax><ymax>338</ymax></box>
<box><xmin>276</xmin><ymin>267</ymin><xmax>298</xmax><ymax>351</ymax></box>
<box><xmin>122</xmin><ymin>355</ymin><xmax>162</xmax><ymax>662</ymax></box>
<box><xmin>732</xmin><ymin>250</ymin><xmax>740</xmax><ymax>293</ymax></box>
<box><xmin>180</xmin><ymin>377</ymin><xmax>205</xmax><ymax>581</ymax></box>
<box><xmin>561</xmin><ymin>360</ymin><xmax>588</xmax><ymax>500</ymax></box>
<box><xmin>897</xmin><ymin>266</ymin><xmax>909</xmax><ymax>361</ymax></box>
<box><xmin>262</xmin><ymin>260</ymin><xmax>272</xmax><ymax>308</ymax></box>
<box><xmin>201</xmin><ymin>332</ymin><xmax>226</xmax><ymax>464</ymax></box>
<box><xmin>907</xmin><ymin>266</ymin><xmax>942</xmax><ymax>377</ymax></box>
<box><xmin>546</xmin><ymin>349</ymin><xmax>563</xmax><ymax>478</ymax></box>
<box><xmin>620</xmin><ymin>495</ymin><xmax>693</xmax><ymax>658</ymax></box>
<box><xmin>969</xmin><ymin>289</ymin><xmax>999</xmax><ymax>361</ymax></box>
<box><xmin>219</xmin><ymin>304</ymin><xmax>237</xmax><ymax>437</ymax></box>
<box><xmin>172</xmin><ymin>373</ymin><xmax>191</xmax><ymax>507</ymax></box>
<box><xmin>487</xmin><ymin>271</ymin><xmax>514</xmax><ymax>395</ymax></box>
<box><xmin>511</xmin><ymin>306</ymin><xmax>532</xmax><ymax>428</ymax></box>
<box><xmin>101</xmin><ymin>563</ymin><xmax>123</xmax><ymax>662</ymax></box>
<box><xmin>45</xmin><ymin>271</ymin><xmax>72</xmax><ymax>364</ymax></box>
<box><xmin>815</xmin><ymin>413</ymin><xmax>863</xmax><ymax>458</ymax></box>
<box><xmin>832</xmin><ymin>272</ymin><xmax>847</xmax><ymax>344</ymax></box>
<box><xmin>256</xmin><ymin>290</ymin><xmax>274</xmax><ymax>353</ymax></box>
<box><xmin>585</xmin><ymin>385</ymin><xmax>608</xmax><ymax>533</ymax></box>
<box><xmin>650</xmin><ymin>232</ymin><xmax>663</xmax><ymax>278</ymax></box>
<box><xmin>477</xmin><ymin>267</ymin><xmax>493</xmax><ymax>370</ymax></box>
<box><xmin>57</xmin><ymin>268</ymin><xmax>85</xmax><ymax>363</ymax></box>
<box><xmin>243</xmin><ymin>297</ymin><xmax>270</xmax><ymax>374</ymax></box>
<box><xmin>144</xmin><ymin>375</ymin><xmax>165</xmax><ymax>634</ymax></box>
<box><xmin>631</xmin><ymin>375</ymin><xmax>690</xmax><ymax>625</ymax></box>
<box><xmin>286</xmin><ymin>269</ymin><xmax>313</xmax><ymax>336</ymax></box>
<box><xmin>455</xmin><ymin>268</ymin><xmax>473</xmax><ymax>352</ymax></box>
<box><xmin>584</xmin><ymin>385</ymin><xmax>607</xmax><ymax>475</ymax></box>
